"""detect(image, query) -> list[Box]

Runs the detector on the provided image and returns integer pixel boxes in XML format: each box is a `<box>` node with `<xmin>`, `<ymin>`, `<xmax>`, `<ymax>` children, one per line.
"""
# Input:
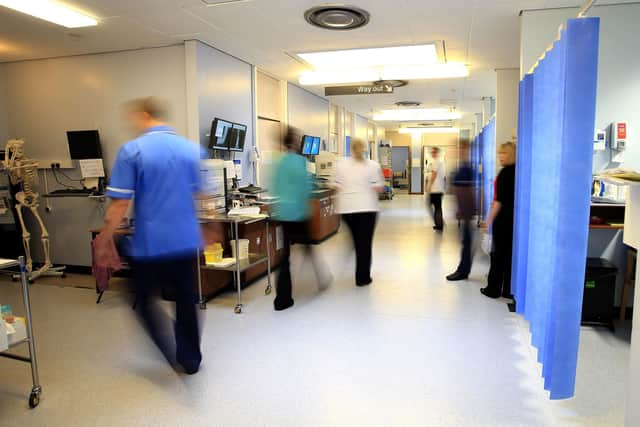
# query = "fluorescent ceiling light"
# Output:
<box><xmin>373</xmin><ymin>108</ymin><xmax>461</xmax><ymax>122</ymax></box>
<box><xmin>399</xmin><ymin>127</ymin><xmax>460</xmax><ymax>134</ymax></box>
<box><xmin>299</xmin><ymin>63</ymin><xmax>468</xmax><ymax>86</ymax></box>
<box><xmin>0</xmin><ymin>0</ymin><xmax>98</xmax><ymax>28</ymax></box>
<box><xmin>297</xmin><ymin>44</ymin><xmax>438</xmax><ymax>70</ymax></box>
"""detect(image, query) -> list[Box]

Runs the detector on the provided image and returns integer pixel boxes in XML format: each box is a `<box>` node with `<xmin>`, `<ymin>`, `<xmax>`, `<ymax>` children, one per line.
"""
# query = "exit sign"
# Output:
<box><xmin>325</xmin><ymin>84</ymin><xmax>394</xmax><ymax>96</ymax></box>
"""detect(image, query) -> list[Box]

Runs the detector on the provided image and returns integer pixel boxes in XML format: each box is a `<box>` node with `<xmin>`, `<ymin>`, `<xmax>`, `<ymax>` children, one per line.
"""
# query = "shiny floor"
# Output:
<box><xmin>0</xmin><ymin>195</ymin><xmax>629</xmax><ymax>427</ymax></box>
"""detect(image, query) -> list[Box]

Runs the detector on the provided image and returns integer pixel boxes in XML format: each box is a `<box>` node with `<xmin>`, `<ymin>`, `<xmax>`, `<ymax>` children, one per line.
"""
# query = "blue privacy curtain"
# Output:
<box><xmin>480</xmin><ymin>118</ymin><xmax>496</xmax><ymax>220</ymax></box>
<box><xmin>512</xmin><ymin>17</ymin><xmax>600</xmax><ymax>399</ymax></box>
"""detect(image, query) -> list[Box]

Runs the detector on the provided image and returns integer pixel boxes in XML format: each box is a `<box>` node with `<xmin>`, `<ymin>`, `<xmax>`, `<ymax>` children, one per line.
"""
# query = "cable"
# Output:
<box><xmin>50</xmin><ymin>168</ymin><xmax>79</xmax><ymax>189</ymax></box>
<box><xmin>57</xmin><ymin>169</ymin><xmax>83</xmax><ymax>182</ymax></box>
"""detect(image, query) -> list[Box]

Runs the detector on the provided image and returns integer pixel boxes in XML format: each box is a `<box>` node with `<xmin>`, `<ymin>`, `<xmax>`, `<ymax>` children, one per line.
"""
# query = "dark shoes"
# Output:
<box><xmin>446</xmin><ymin>272</ymin><xmax>469</xmax><ymax>281</ymax></box>
<box><xmin>433</xmin><ymin>226</ymin><xmax>444</xmax><ymax>232</ymax></box>
<box><xmin>274</xmin><ymin>298</ymin><xmax>294</xmax><ymax>311</ymax></box>
<box><xmin>480</xmin><ymin>287</ymin><xmax>500</xmax><ymax>299</ymax></box>
<box><xmin>356</xmin><ymin>278</ymin><xmax>373</xmax><ymax>287</ymax></box>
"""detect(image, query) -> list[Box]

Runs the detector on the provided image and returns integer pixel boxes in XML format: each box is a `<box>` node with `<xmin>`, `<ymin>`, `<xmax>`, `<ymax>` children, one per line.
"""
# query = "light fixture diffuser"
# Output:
<box><xmin>0</xmin><ymin>0</ymin><xmax>98</xmax><ymax>28</ymax></box>
<box><xmin>399</xmin><ymin>127</ymin><xmax>460</xmax><ymax>134</ymax></box>
<box><xmin>297</xmin><ymin>44</ymin><xmax>438</xmax><ymax>70</ymax></box>
<box><xmin>373</xmin><ymin>109</ymin><xmax>461</xmax><ymax>122</ymax></box>
<box><xmin>299</xmin><ymin>63</ymin><xmax>468</xmax><ymax>86</ymax></box>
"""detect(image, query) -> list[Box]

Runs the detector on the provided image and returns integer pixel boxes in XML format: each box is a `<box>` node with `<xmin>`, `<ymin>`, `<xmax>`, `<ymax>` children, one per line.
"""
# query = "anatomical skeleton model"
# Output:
<box><xmin>3</xmin><ymin>139</ymin><xmax>65</xmax><ymax>281</ymax></box>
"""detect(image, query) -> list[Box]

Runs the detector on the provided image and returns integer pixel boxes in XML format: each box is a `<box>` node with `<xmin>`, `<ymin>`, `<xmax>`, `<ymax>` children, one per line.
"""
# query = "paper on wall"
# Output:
<box><xmin>79</xmin><ymin>159</ymin><xmax>105</xmax><ymax>178</ymax></box>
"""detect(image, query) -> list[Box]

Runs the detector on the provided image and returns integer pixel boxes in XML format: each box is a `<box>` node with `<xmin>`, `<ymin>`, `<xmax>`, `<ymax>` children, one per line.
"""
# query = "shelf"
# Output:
<box><xmin>589</xmin><ymin>224</ymin><xmax>624</xmax><ymax>230</ymax></box>
<box><xmin>201</xmin><ymin>253</ymin><xmax>268</xmax><ymax>272</ymax></box>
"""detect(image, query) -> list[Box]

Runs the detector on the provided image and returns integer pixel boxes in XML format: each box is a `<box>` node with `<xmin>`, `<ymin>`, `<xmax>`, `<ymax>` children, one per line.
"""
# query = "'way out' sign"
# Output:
<box><xmin>325</xmin><ymin>85</ymin><xmax>394</xmax><ymax>96</ymax></box>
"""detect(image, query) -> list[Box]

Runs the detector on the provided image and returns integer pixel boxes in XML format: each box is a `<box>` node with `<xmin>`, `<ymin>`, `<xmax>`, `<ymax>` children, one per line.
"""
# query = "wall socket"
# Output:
<box><xmin>36</xmin><ymin>159</ymin><xmax>74</xmax><ymax>170</ymax></box>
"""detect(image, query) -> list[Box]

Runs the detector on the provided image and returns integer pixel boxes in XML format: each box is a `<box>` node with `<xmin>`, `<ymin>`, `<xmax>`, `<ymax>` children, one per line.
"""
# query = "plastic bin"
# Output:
<box><xmin>230</xmin><ymin>239</ymin><xmax>250</xmax><ymax>260</ymax></box>
<box><xmin>581</xmin><ymin>257</ymin><xmax>618</xmax><ymax>330</ymax></box>
<box><xmin>204</xmin><ymin>243</ymin><xmax>223</xmax><ymax>264</ymax></box>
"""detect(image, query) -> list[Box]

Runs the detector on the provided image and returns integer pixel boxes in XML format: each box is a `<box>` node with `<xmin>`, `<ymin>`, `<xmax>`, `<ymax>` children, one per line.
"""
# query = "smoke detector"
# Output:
<box><xmin>305</xmin><ymin>5</ymin><xmax>370</xmax><ymax>30</ymax></box>
<box><xmin>394</xmin><ymin>101</ymin><xmax>422</xmax><ymax>107</ymax></box>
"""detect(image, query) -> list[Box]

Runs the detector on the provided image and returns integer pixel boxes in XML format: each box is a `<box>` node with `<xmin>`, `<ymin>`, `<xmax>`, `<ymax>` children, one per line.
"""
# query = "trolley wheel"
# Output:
<box><xmin>28</xmin><ymin>392</ymin><xmax>40</xmax><ymax>408</ymax></box>
<box><xmin>264</xmin><ymin>285</ymin><xmax>272</xmax><ymax>295</ymax></box>
<box><xmin>199</xmin><ymin>303</ymin><xmax>207</xmax><ymax>310</ymax></box>
<box><xmin>234</xmin><ymin>304</ymin><xmax>243</xmax><ymax>314</ymax></box>
<box><xmin>61</xmin><ymin>273</ymin><xmax>67</xmax><ymax>279</ymax></box>
<box><xmin>28</xmin><ymin>279</ymin><xmax>35</xmax><ymax>285</ymax></box>
<box><xmin>11</xmin><ymin>277</ymin><xmax>18</xmax><ymax>282</ymax></box>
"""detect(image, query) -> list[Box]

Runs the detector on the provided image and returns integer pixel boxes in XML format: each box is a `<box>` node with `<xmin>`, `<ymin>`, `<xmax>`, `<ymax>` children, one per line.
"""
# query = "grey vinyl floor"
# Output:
<box><xmin>0</xmin><ymin>195</ymin><xmax>629</xmax><ymax>426</ymax></box>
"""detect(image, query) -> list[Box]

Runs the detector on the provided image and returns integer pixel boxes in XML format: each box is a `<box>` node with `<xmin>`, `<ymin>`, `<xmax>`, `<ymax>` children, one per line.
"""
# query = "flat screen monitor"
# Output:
<box><xmin>228</xmin><ymin>123</ymin><xmax>247</xmax><ymax>152</ymax></box>
<box><xmin>301</xmin><ymin>135</ymin><xmax>313</xmax><ymax>155</ymax></box>
<box><xmin>67</xmin><ymin>130</ymin><xmax>103</xmax><ymax>160</ymax></box>
<box><xmin>310</xmin><ymin>137</ymin><xmax>321</xmax><ymax>155</ymax></box>
<box><xmin>209</xmin><ymin>118</ymin><xmax>233</xmax><ymax>150</ymax></box>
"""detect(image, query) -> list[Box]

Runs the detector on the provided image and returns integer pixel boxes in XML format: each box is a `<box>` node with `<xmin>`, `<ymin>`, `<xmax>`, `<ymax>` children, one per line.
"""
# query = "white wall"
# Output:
<box><xmin>191</xmin><ymin>41</ymin><xmax>255</xmax><ymax>184</ymax></box>
<box><xmin>3</xmin><ymin>45</ymin><xmax>188</xmax><ymax>170</ymax></box>
<box><xmin>1</xmin><ymin>45</ymin><xmax>188</xmax><ymax>267</ymax></box>
<box><xmin>287</xmin><ymin>83</ymin><xmax>329</xmax><ymax>145</ymax></box>
<box><xmin>521</xmin><ymin>4</ymin><xmax>640</xmax><ymax>172</ymax></box>
<box><xmin>496</xmin><ymin>68</ymin><xmax>519</xmax><ymax>147</ymax></box>
<box><xmin>0</xmin><ymin>64</ymin><xmax>8</xmax><ymax>145</ymax></box>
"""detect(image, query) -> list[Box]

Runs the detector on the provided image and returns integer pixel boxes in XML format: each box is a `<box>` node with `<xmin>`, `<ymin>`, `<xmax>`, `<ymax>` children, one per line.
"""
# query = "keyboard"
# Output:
<box><xmin>49</xmin><ymin>189</ymin><xmax>94</xmax><ymax>196</ymax></box>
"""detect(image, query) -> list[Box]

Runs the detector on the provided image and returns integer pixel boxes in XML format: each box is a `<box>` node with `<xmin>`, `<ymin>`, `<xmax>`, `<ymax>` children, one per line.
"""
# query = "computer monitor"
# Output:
<box><xmin>310</xmin><ymin>137</ymin><xmax>321</xmax><ymax>155</ymax></box>
<box><xmin>209</xmin><ymin>118</ymin><xmax>233</xmax><ymax>150</ymax></box>
<box><xmin>301</xmin><ymin>135</ymin><xmax>313</xmax><ymax>155</ymax></box>
<box><xmin>228</xmin><ymin>123</ymin><xmax>247</xmax><ymax>152</ymax></box>
<box><xmin>67</xmin><ymin>130</ymin><xmax>103</xmax><ymax>160</ymax></box>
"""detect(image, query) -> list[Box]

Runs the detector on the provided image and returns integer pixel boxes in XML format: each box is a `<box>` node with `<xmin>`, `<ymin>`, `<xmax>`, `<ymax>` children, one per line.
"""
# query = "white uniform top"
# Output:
<box><xmin>334</xmin><ymin>158</ymin><xmax>384</xmax><ymax>214</ymax></box>
<box><xmin>426</xmin><ymin>158</ymin><xmax>446</xmax><ymax>194</ymax></box>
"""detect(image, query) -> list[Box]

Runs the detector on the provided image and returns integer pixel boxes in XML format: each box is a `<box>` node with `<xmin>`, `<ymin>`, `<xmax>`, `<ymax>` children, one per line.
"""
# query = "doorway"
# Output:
<box><xmin>391</xmin><ymin>147</ymin><xmax>410</xmax><ymax>194</ymax></box>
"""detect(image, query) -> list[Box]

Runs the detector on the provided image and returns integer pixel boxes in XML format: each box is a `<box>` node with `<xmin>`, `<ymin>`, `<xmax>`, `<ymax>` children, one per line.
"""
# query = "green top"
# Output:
<box><xmin>271</xmin><ymin>152</ymin><xmax>312</xmax><ymax>221</ymax></box>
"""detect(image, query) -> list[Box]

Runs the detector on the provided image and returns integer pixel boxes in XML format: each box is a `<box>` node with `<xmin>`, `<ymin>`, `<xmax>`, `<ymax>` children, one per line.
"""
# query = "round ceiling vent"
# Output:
<box><xmin>305</xmin><ymin>5</ymin><xmax>370</xmax><ymax>30</ymax></box>
<box><xmin>375</xmin><ymin>80</ymin><xmax>408</xmax><ymax>88</ymax></box>
<box><xmin>395</xmin><ymin>101</ymin><xmax>422</xmax><ymax>107</ymax></box>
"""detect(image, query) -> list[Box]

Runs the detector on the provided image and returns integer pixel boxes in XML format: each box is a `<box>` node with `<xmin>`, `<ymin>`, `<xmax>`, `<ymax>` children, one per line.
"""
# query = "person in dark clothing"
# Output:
<box><xmin>481</xmin><ymin>142</ymin><xmax>516</xmax><ymax>299</ymax></box>
<box><xmin>446</xmin><ymin>141</ymin><xmax>476</xmax><ymax>281</ymax></box>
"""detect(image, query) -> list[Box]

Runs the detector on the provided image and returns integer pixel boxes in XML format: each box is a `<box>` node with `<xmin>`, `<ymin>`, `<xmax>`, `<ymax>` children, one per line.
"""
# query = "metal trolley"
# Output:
<box><xmin>197</xmin><ymin>214</ymin><xmax>273</xmax><ymax>314</ymax></box>
<box><xmin>0</xmin><ymin>256</ymin><xmax>42</xmax><ymax>408</ymax></box>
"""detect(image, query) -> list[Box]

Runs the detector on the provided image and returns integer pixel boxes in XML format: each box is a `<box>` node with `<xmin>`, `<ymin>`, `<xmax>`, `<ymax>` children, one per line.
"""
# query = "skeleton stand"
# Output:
<box><xmin>3</xmin><ymin>139</ymin><xmax>65</xmax><ymax>282</ymax></box>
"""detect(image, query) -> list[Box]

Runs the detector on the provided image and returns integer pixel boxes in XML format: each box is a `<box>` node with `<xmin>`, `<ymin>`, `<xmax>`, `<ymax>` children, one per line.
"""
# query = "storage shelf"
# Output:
<box><xmin>589</xmin><ymin>224</ymin><xmax>624</xmax><ymax>230</ymax></box>
<box><xmin>201</xmin><ymin>253</ymin><xmax>268</xmax><ymax>272</ymax></box>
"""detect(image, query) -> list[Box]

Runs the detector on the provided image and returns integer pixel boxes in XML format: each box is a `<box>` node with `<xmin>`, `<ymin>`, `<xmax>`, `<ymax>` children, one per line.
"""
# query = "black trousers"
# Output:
<box><xmin>275</xmin><ymin>221</ymin><xmax>315</xmax><ymax>307</ymax></box>
<box><xmin>133</xmin><ymin>256</ymin><xmax>201</xmax><ymax>372</ymax></box>
<box><xmin>429</xmin><ymin>193</ymin><xmax>444</xmax><ymax>229</ymax></box>
<box><xmin>455</xmin><ymin>219</ymin><xmax>473</xmax><ymax>275</ymax></box>
<box><xmin>486</xmin><ymin>230</ymin><xmax>513</xmax><ymax>297</ymax></box>
<box><xmin>343</xmin><ymin>212</ymin><xmax>378</xmax><ymax>285</ymax></box>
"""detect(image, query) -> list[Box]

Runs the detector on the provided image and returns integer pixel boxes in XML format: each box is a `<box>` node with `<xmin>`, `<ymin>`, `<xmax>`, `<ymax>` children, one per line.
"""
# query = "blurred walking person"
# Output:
<box><xmin>481</xmin><ymin>142</ymin><xmax>516</xmax><ymax>300</ymax></box>
<box><xmin>271</xmin><ymin>127</ymin><xmax>329</xmax><ymax>311</ymax></box>
<box><xmin>95</xmin><ymin>97</ymin><xmax>207</xmax><ymax>374</ymax></box>
<box><xmin>446</xmin><ymin>141</ymin><xmax>475</xmax><ymax>281</ymax></box>
<box><xmin>426</xmin><ymin>147</ymin><xmax>445</xmax><ymax>231</ymax></box>
<box><xmin>335</xmin><ymin>138</ymin><xmax>384</xmax><ymax>286</ymax></box>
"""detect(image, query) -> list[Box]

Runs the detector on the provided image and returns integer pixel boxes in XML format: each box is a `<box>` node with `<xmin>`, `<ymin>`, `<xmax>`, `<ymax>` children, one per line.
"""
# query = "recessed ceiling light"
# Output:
<box><xmin>0</xmin><ymin>0</ymin><xmax>97</xmax><ymax>28</ymax></box>
<box><xmin>305</xmin><ymin>5</ymin><xmax>369</xmax><ymax>31</ymax></box>
<box><xmin>298</xmin><ymin>44</ymin><xmax>438</xmax><ymax>70</ymax></box>
<box><xmin>299</xmin><ymin>63</ymin><xmax>469</xmax><ymax>85</ymax></box>
<box><xmin>399</xmin><ymin>127</ymin><xmax>460</xmax><ymax>134</ymax></box>
<box><xmin>373</xmin><ymin>108</ymin><xmax>462</xmax><ymax>122</ymax></box>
